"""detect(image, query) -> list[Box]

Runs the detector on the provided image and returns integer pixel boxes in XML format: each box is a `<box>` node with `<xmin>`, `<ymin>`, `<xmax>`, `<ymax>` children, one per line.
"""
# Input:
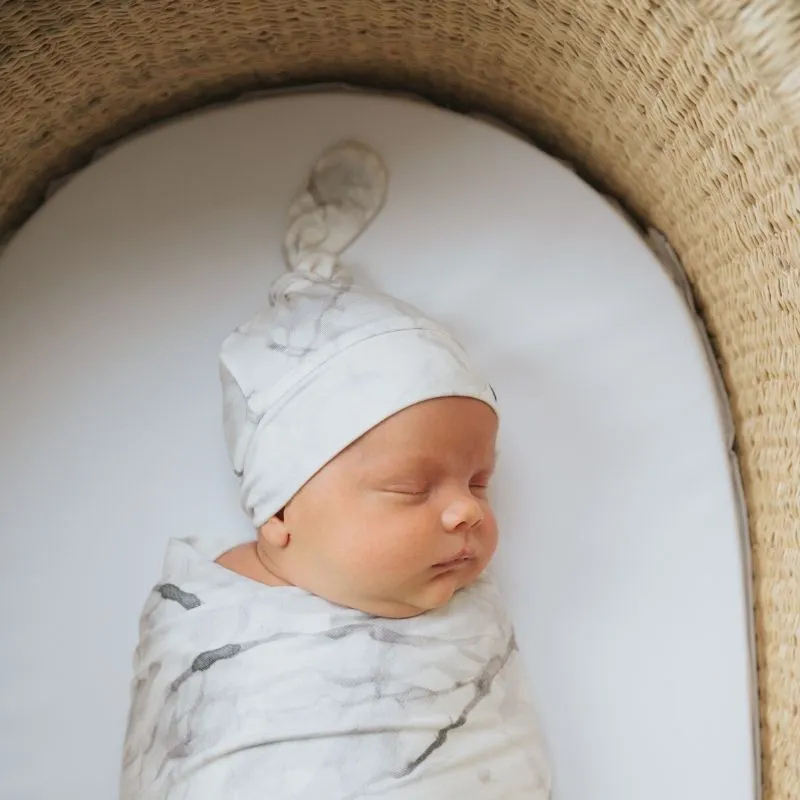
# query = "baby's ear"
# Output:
<box><xmin>259</xmin><ymin>512</ymin><xmax>290</xmax><ymax>548</ymax></box>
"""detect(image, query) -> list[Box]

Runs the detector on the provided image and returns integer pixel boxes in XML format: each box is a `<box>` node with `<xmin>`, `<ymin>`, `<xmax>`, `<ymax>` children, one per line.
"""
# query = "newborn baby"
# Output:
<box><xmin>121</xmin><ymin>142</ymin><xmax>550</xmax><ymax>799</ymax></box>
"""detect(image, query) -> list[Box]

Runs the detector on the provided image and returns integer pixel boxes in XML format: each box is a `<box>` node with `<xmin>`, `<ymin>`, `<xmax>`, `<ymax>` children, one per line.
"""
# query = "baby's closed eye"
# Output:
<box><xmin>381</xmin><ymin>482</ymin><xmax>432</xmax><ymax>497</ymax></box>
<box><xmin>470</xmin><ymin>470</ymin><xmax>493</xmax><ymax>491</ymax></box>
<box><xmin>380</xmin><ymin>475</ymin><xmax>492</xmax><ymax>498</ymax></box>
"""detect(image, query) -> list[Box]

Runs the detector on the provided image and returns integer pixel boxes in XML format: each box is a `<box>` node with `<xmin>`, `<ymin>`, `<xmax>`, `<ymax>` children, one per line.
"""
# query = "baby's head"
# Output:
<box><xmin>218</xmin><ymin>142</ymin><xmax>499</xmax><ymax>617</ymax></box>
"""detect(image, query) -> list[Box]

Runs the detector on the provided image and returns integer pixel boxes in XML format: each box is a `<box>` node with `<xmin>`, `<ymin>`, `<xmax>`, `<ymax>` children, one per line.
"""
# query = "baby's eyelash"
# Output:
<box><xmin>384</xmin><ymin>485</ymin><xmax>431</xmax><ymax>496</ymax></box>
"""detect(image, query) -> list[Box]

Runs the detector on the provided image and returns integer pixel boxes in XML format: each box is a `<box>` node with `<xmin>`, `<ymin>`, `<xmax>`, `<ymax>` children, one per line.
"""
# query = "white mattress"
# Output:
<box><xmin>0</xmin><ymin>90</ymin><xmax>757</xmax><ymax>799</ymax></box>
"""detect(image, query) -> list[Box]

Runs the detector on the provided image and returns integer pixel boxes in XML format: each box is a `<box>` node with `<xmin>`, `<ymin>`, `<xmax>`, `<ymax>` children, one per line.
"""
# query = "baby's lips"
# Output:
<box><xmin>433</xmin><ymin>547</ymin><xmax>476</xmax><ymax>568</ymax></box>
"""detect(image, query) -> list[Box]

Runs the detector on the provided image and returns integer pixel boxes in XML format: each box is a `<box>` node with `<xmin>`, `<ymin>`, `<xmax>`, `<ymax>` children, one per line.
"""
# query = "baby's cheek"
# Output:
<box><xmin>374</xmin><ymin>536</ymin><xmax>427</xmax><ymax>573</ymax></box>
<box><xmin>484</xmin><ymin>509</ymin><xmax>499</xmax><ymax>542</ymax></box>
<box><xmin>336</xmin><ymin>522</ymin><xmax>417</xmax><ymax>574</ymax></box>
<box><xmin>369</xmin><ymin>530</ymin><xmax>432</xmax><ymax>578</ymax></box>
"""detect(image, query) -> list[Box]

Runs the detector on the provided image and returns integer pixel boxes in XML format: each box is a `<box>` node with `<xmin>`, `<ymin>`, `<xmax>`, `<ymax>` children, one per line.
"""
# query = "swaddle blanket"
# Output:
<box><xmin>121</xmin><ymin>537</ymin><xmax>551</xmax><ymax>798</ymax></box>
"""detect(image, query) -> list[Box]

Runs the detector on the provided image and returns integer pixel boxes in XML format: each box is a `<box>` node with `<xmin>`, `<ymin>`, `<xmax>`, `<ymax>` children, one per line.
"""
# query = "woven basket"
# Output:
<box><xmin>2</xmin><ymin>1</ymin><xmax>798</xmax><ymax>795</ymax></box>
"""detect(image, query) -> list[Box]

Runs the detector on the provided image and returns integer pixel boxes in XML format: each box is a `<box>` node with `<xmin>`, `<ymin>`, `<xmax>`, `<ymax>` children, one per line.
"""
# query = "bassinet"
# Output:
<box><xmin>1</xmin><ymin>2</ymin><xmax>798</xmax><ymax>796</ymax></box>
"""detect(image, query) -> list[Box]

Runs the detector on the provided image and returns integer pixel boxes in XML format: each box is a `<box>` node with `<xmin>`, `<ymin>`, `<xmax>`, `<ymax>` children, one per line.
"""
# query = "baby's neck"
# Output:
<box><xmin>215</xmin><ymin>542</ymin><xmax>290</xmax><ymax>587</ymax></box>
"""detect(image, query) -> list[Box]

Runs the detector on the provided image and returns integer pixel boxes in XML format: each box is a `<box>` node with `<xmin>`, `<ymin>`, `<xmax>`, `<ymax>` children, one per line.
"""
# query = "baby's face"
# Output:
<box><xmin>268</xmin><ymin>396</ymin><xmax>498</xmax><ymax>618</ymax></box>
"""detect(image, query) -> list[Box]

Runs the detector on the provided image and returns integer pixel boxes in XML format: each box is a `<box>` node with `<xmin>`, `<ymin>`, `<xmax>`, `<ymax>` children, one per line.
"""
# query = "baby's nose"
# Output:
<box><xmin>441</xmin><ymin>495</ymin><xmax>484</xmax><ymax>532</ymax></box>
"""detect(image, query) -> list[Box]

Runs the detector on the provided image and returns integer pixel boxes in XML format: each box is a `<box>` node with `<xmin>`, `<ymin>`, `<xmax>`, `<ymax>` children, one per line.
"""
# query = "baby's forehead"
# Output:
<box><xmin>357</xmin><ymin>443</ymin><xmax>498</xmax><ymax>472</ymax></box>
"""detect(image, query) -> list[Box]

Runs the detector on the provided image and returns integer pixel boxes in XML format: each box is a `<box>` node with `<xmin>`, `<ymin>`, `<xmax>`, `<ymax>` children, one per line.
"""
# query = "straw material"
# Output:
<box><xmin>1</xmin><ymin>1</ymin><xmax>798</xmax><ymax>795</ymax></box>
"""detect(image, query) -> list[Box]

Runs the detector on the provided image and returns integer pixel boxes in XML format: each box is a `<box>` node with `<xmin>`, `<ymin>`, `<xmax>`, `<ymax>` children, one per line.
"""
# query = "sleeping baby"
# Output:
<box><xmin>121</xmin><ymin>142</ymin><xmax>551</xmax><ymax>799</ymax></box>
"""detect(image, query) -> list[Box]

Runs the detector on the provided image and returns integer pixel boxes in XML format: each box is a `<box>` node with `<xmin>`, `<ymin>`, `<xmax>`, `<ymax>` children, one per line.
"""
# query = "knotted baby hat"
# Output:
<box><xmin>219</xmin><ymin>141</ymin><xmax>497</xmax><ymax>528</ymax></box>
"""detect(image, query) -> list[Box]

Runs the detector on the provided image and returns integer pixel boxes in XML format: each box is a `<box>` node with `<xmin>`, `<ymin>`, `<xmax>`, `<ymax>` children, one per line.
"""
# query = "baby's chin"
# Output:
<box><xmin>375</xmin><ymin>567</ymin><xmax>483</xmax><ymax>619</ymax></box>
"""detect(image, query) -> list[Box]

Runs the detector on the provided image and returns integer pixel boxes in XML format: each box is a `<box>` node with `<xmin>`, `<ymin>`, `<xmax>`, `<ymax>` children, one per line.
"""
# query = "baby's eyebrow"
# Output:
<box><xmin>378</xmin><ymin>456</ymin><xmax>440</xmax><ymax>474</ymax></box>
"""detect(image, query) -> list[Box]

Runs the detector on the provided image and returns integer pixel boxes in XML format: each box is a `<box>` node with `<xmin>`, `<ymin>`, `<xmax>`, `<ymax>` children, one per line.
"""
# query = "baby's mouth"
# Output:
<box><xmin>433</xmin><ymin>549</ymin><xmax>475</xmax><ymax>569</ymax></box>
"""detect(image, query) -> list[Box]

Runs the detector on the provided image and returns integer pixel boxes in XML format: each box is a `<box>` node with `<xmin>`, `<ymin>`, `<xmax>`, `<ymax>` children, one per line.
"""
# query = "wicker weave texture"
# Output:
<box><xmin>2</xmin><ymin>1</ymin><xmax>799</xmax><ymax>796</ymax></box>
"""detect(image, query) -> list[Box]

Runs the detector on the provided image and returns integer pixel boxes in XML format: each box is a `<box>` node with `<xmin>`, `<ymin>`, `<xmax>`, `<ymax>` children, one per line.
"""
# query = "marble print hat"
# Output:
<box><xmin>219</xmin><ymin>141</ymin><xmax>498</xmax><ymax>528</ymax></box>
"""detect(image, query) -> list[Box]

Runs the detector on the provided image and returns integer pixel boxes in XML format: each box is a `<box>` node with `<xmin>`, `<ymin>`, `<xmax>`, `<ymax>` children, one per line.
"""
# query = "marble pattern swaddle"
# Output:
<box><xmin>121</xmin><ymin>538</ymin><xmax>550</xmax><ymax>798</ymax></box>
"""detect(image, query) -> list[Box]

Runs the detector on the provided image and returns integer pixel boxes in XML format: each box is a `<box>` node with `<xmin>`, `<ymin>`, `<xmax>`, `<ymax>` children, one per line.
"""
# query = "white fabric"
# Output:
<box><xmin>219</xmin><ymin>141</ymin><xmax>496</xmax><ymax>527</ymax></box>
<box><xmin>121</xmin><ymin>538</ymin><xmax>550</xmax><ymax>799</ymax></box>
<box><xmin>0</xmin><ymin>90</ymin><xmax>756</xmax><ymax>800</ymax></box>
